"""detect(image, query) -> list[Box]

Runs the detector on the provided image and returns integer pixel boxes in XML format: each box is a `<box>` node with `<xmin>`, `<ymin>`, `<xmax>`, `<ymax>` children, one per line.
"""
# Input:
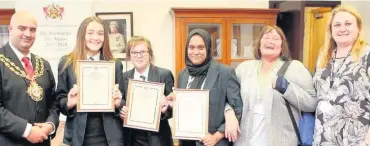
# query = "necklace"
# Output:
<box><xmin>330</xmin><ymin>49</ymin><xmax>350</xmax><ymax>88</ymax></box>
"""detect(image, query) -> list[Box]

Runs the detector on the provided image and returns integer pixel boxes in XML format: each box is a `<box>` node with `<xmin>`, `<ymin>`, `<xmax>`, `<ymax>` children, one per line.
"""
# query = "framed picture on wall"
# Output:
<box><xmin>96</xmin><ymin>12</ymin><xmax>133</xmax><ymax>59</ymax></box>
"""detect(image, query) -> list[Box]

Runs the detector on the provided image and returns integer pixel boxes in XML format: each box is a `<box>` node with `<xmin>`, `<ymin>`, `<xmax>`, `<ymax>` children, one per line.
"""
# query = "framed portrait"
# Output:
<box><xmin>96</xmin><ymin>12</ymin><xmax>133</xmax><ymax>59</ymax></box>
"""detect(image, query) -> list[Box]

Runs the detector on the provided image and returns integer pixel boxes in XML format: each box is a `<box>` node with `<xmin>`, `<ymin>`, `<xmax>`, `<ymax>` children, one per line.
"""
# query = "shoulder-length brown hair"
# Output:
<box><xmin>318</xmin><ymin>5</ymin><xmax>366</xmax><ymax>68</ymax></box>
<box><xmin>253</xmin><ymin>25</ymin><xmax>291</xmax><ymax>61</ymax></box>
<box><xmin>63</xmin><ymin>16</ymin><xmax>114</xmax><ymax>74</ymax></box>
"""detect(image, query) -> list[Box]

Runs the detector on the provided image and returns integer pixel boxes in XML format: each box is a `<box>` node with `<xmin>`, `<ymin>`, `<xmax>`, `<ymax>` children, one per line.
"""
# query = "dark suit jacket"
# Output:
<box><xmin>178</xmin><ymin>60</ymin><xmax>243</xmax><ymax>146</ymax></box>
<box><xmin>55</xmin><ymin>55</ymin><xmax>125</xmax><ymax>146</ymax></box>
<box><xmin>0</xmin><ymin>43</ymin><xmax>59</xmax><ymax>146</ymax></box>
<box><xmin>121</xmin><ymin>65</ymin><xmax>174</xmax><ymax>146</ymax></box>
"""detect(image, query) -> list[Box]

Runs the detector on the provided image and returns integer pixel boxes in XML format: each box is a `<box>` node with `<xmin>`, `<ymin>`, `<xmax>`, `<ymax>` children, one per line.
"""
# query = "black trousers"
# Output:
<box><xmin>179</xmin><ymin>139</ymin><xmax>231</xmax><ymax>146</ymax></box>
<box><xmin>179</xmin><ymin>140</ymin><xmax>197</xmax><ymax>146</ymax></box>
<box><xmin>82</xmin><ymin>113</ymin><xmax>108</xmax><ymax>146</ymax></box>
<box><xmin>132</xmin><ymin>129</ymin><xmax>149</xmax><ymax>146</ymax></box>
<box><xmin>82</xmin><ymin>136</ymin><xmax>108</xmax><ymax>146</ymax></box>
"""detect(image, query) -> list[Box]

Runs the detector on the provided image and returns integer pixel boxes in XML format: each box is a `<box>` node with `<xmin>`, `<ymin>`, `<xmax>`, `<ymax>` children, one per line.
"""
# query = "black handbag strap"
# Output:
<box><xmin>285</xmin><ymin>98</ymin><xmax>302</xmax><ymax>145</ymax></box>
<box><xmin>276</xmin><ymin>60</ymin><xmax>292</xmax><ymax>77</ymax></box>
<box><xmin>277</xmin><ymin>61</ymin><xmax>302</xmax><ymax>145</ymax></box>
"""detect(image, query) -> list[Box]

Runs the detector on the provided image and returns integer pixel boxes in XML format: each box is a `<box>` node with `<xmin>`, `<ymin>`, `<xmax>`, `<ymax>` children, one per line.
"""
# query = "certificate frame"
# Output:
<box><xmin>76</xmin><ymin>60</ymin><xmax>115</xmax><ymax>112</ymax></box>
<box><xmin>124</xmin><ymin>79</ymin><xmax>164</xmax><ymax>132</ymax></box>
<box><xmin>172</xmin><ymin>89</ymin><xmax>209</xmax><ymax>140</ymax></box>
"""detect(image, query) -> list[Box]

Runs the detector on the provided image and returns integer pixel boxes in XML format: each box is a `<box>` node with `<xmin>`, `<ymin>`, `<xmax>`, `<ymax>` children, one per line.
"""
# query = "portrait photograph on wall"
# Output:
<box><xmin>96</xmin><ymin>12</ymin><xmax>133</xmax><ymax>59</ymax></box>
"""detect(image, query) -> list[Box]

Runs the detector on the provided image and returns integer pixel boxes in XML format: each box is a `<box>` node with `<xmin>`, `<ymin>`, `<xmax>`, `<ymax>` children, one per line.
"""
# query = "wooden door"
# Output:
<box><xmin>303</xmin><ymin>7</ymin><xmax>332</xmax><ymax>73</ymax></box>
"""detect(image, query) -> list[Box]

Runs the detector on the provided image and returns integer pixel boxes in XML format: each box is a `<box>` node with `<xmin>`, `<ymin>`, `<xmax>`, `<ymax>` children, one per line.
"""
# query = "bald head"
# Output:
<box><xmin>8</xmin><ymin>11</ymin><xmax>37</xmax><ymax>55</ymax></box>
<box><xmin>10</xmin><ymin>11</ymin><xmax>37</xmax><ymax>26</ymax></box>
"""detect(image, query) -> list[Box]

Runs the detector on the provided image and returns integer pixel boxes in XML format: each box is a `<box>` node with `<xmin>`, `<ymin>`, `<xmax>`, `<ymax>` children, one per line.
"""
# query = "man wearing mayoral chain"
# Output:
<box><xmin>0</xmin><ymin>11</ymin><xmax>59</xmax><ymax>146</ymax></box>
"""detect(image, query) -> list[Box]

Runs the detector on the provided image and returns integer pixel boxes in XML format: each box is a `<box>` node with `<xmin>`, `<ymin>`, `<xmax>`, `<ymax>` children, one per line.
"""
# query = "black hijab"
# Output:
<box><xmin>185</xmin><ymin>29</ymin><xmax>213</xmax><ymax>89</ymax></box>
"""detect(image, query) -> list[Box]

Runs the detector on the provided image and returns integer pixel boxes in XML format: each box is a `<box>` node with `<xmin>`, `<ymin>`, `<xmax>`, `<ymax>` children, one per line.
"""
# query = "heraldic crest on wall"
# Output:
<box><xmin>43</xmin><ymin>4</ymin><xmax>64</xmax><ymax>20</ymax></box>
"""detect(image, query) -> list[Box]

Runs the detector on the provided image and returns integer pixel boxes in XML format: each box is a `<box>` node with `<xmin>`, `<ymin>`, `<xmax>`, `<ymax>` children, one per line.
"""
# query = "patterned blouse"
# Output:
<box><xmin>313</xmin><ymin>46</ymin><xmax>370</xmax><ymax>146</ymax></box>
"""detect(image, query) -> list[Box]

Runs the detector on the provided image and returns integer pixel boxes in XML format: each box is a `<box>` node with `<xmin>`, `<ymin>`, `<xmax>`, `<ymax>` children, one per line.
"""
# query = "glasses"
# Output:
<box><xmin>130</xmin><ymin>51</ymin><xmax>148</xmax><ymax>56</ymax></box>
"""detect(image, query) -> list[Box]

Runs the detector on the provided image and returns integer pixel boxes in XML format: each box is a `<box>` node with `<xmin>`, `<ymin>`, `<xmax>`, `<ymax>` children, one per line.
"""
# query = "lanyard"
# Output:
<box><xmin>330</xmin><ymin>49</ymin><xmax>350</xmax><ymax>88</ymax></box>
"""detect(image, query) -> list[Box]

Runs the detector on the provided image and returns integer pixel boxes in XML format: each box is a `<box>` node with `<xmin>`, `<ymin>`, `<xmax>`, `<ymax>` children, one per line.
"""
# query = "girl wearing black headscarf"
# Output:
<box><xmin>176</xmin><ymin>29</ymin><xmax>243</xmax><ymax>146</ymax></box>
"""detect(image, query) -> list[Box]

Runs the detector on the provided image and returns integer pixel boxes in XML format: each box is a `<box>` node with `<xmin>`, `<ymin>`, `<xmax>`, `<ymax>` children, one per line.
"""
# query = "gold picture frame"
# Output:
<box><xmin>76</xmin><ymin>60</ymin><xmax>115</xmax><ymax>112</ymax></box>
<box><xmin>124</xmin><ymin>79</ymin><xmax>164</xmax><ymax>132</ymax></box>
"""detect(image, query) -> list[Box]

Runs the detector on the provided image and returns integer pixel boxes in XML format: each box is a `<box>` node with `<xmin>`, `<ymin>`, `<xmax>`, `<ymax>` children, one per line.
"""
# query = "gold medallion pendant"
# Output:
<box><xmin>0</xmin><ymin>54</ymin><xmax>45</xmax><ymax>102</ymax></box>
<box><xmin>27</xmin><ymin>81</ymin><xmax>43</xmax><ymax>102</ymax></box>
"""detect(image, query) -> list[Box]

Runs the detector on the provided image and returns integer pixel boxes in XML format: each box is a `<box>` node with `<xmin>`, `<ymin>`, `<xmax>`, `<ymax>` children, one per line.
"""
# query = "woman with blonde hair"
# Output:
<box><xmin>313</xmin><ymin>5</ymin><xmax>370</xmax><ymax>146</ymax></box>
<box><xmin>55</xmin><ymin>16</ymin><xmax>125</xmax><ymax>146</ymax></box>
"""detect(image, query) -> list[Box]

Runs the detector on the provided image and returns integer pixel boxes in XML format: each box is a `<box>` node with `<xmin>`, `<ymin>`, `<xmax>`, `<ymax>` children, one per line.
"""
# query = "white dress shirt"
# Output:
<box><xmin>134</xmin><ymin>65</ymin><xmax>150</xmax><ymax>81</ymax></box>
<box><xmin>9</xmin><ymin>43</ymin><xmax>32</xmax><ymax>67</ymax></box>
<box><xmin>87</xmin><ymin>52</ymin><xmax>101</xmax><ymax>61</ymax></box>
<box><xmin>9</xmin><ymin>43</ymin><xmax>56</xmax><ymax>138</ymax></box>
<box><xmin>186</xmin><ymin>76</ymin><xmax>206</xmax><ymax>89</ymax></box>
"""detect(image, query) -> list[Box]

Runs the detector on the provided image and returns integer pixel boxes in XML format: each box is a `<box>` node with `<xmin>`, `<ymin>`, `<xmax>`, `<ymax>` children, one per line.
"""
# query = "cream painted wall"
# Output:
<box><xmin>92</xmin><ymin>0</ymin><xmax>268</xmax><ymax>73</ymax></box>
<box><xmin>0</xmin><ymin>1</ymin><xmax>14</xmax><ymax>9</ymax></box>
<box><xmin>1</xmin><ymin>0</ymin><xmax>268</xmax><ymax>123</ymax></box>
<box><xmin>341</xmin><ymin>1</ymin><xmax>370</xmax><ymax>43</ymax></box>
<box><xmin>1</xmin><ymin>0</ymin><xmax>268</xmax><ymax>73</ymax></box>
<box><xmin>3</xmin><ymin>1</ymin><xmax>368</xmax><ymax>73</ymax></box>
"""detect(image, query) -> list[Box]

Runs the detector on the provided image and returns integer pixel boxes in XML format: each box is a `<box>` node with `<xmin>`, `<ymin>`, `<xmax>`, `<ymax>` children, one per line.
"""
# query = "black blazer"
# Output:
<box><xmin>0</xmin><ymin>43</ymin><xmax>59</xmax><ymax>146</ymax></box>
<box><xmin>55</xmin><ymin>55</ymin><xmax>125</xmax><ymax>146</ymax></box>
<box><xmin>121</xmin><ymin>65</ymin><xmax>174</xmax><ymax>146</ymax></box>
<box><xmin>178</xmin><ymin>60</ymin><xmax>243</xmax><ymax>146</ymax></box>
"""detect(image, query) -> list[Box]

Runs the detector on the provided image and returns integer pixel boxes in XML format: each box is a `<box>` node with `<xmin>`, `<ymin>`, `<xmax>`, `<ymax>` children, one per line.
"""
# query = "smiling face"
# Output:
<box><xmin>259</xmin><ymin>30</ymin><xmax>282</xmax><ymax>60</ymax></box>
<box><xmin>85</xmin><ymin>21</ymin><xmax>104</xmax><ymax>54</ymax></box>
<box><xmin>8</xmin><ymin>12</ymin><xmax>37</xmax><ymax>54</ymax></box>
<box><xmin>187</xmin><ymin>35</ymin><xmax>207</xmax><ymax>65</ymax></box>
<box><xmin>331</xmin><ymin>11</ymin><xmax>359</xmax><ymax>47</ymax></box>
<box><xmin>130</xmin><ymin>43</ymin><xmax>151</xmax><ymax>71</ymax></box>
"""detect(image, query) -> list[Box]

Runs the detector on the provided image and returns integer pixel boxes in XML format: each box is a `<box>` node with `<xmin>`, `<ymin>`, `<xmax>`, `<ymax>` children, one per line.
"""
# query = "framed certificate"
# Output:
<box><xmin>76</xmin><ymin>60</ymin><xmax>115</xmax><ymax>112</ymax></box>
<box><xmin>124</xmin><ymin>79</ymin><xmax>164</xmax><ymax>132</ymax></box>
<box><xmin>172</xmin><ymin>89</ymin><xmax>209</xmax><ymax>140</ymax></box>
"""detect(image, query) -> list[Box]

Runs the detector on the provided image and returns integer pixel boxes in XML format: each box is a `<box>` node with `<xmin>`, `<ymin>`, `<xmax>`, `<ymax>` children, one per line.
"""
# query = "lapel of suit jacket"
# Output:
<box><xmin>179</xmin><ymin>69</ymin><xmax>189</xmax><ymax>89</ymax></box>
<box><xmin>125</xmin><ymin>68</ymin><xmax>135</xmax><ymax>81</ymax></box>
<box><xmin>147</xmin><ymin>65</ymin><xmax>159</xmax><ymax>83</ymax></box>
<box><xmin>203</xmin><ymin>60</ymin><xmax>219</xmax><ymax>90</ymax></box>
<box><xmin>3</xmin><ymin>43</ymin><xmax>29</xmax><ymax>84</ymax></box>
<box><xmin>30</xmin><ymin>53</ymin><xmax>37</xmax><ymax>70</ymax></box>
<box><xmin>99</xmin><ymin>52</ymin><xmax>104</xmax><ymax>60</ymax></box>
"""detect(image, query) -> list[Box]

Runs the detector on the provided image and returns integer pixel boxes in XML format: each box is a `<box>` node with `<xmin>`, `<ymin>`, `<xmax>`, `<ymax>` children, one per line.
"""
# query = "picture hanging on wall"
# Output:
<box><xmin>96</xmin><ymin>12</ymin><xmax>133</xmax><ymax>59</ymax></box>
<box><xmin>96</xmin><ymin>12</ymin><xmax>134</xmax><ymax>72</ymax></box>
